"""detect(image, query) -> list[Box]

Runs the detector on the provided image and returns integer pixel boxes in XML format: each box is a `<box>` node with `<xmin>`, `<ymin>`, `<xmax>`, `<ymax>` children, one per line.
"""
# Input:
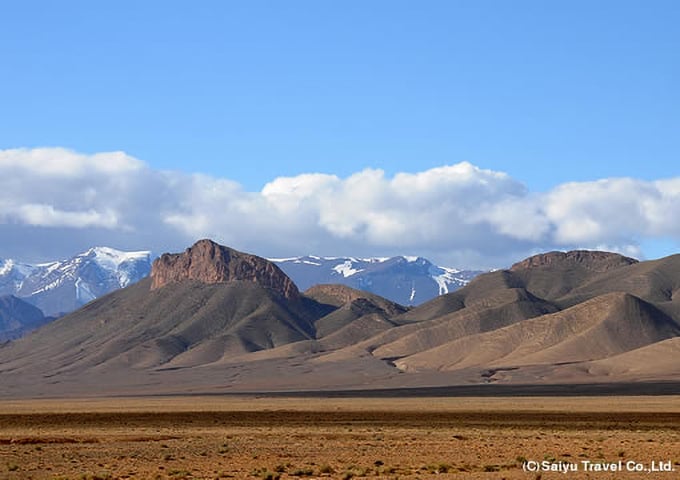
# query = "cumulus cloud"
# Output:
<box><xmin>9</xmin><ymin>204</ymin><xmax>119</xmax><ymax>229</ymax></box>
<box><xmin>545</xmin><ymin>178</ymin><xmax>680</xmax><ymax>246</ymax></box>
<box><xmin>0</xmin><ymin>147</ymin><xmax>678</xmax><ymax>268</ymax></box>
<box><xmin>259</xmin><ymin>162</ymin><xmax>527</xmax><ymax>251</ymax></box>
<box><xmin>0</xmin><ymin>147</ymin><xmax>143</xmax><ymax>177</ymax></box>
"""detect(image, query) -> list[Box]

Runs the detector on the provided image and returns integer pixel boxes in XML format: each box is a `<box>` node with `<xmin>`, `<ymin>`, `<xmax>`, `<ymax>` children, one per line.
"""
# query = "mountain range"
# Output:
<box><xmin>1</xmin><ymin>239</ymin><xmax>678</xmax><ymax>397</ymax></box>
<box><xmin>271</xmin><ymin>255</ymin><xmax>481</xmax><ymax>306</ymax></box>
<box><xmin>0</xmin><ymin>248</ymin><xmax>480</xmax><ymax>340</ymax></box>
<box><xmin>0</xmin><ymin>247</ymin><xmax>151</xmax><ymax>317</ymax></box>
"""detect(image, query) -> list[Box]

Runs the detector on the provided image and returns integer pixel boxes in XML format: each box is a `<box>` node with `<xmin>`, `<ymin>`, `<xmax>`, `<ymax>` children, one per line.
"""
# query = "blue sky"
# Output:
<box><xmin>0</xmin><ymin>1</ymin><xmax>678</xmax><ymax>266</ymax></box>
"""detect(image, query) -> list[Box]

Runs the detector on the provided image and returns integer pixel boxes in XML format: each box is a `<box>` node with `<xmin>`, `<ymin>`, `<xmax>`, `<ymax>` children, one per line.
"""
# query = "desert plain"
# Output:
<box><xmin>0</xmin><ymin>395</ymin><xmax>678</xmax><ymax>480</ymax></box>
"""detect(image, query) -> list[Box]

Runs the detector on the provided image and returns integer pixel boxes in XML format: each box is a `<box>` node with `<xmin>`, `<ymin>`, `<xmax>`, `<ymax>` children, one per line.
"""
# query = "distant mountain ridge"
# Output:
<box><xmin>0</xmin><ymin>295</ymin><xmax>51</xmax><ymax>342</ymax></box>
<box><xmin>0</xmin><ymin>246</ymin><xmax>151</xmax><ymax>317</ymax></box>
<box><xmin>0</xmin><ymin>249</ymin><xmax>479</xmax><ymax>318</ymax></box>
<box><xmin>3</xmin><ymin>242</ymin><xmax>677</xmax><ymax>397</ymax></box>
<box><xmin>271</xmin><ymin>255</ymin><xmax>482</xmax><ymax>306</ymax></box>
<box><xmin>0</xmin><ymin>246</ymin><xmax>481</xmax><ymax>340</ymax></box>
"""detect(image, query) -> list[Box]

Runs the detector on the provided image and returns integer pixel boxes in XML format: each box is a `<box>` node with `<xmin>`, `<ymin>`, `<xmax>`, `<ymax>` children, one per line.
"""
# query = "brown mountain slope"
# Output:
<box><xmin>561</xmin><ymin>254</ymin><xmax>680</xmax><ymax>307</ymax></box>
<box><xmin>579</xmin><ymin>337</ymin><xmax>680</xmax><ymax>380</ymax></box>
<box><xmin>0</xmin><ymin>278</ymin><xmax>322</xmax><ymax>377</ymax></box>
<box><xmin>369</xmin><ymin>287</ymin><xmax>558</xmax><ymax>360</ymax></box>
<box><xmin>304</xmin><ymin>284</ymin><xmax>401</xmax><ymax>308</ymax></box>
<box><xmin>306</xmin><ymin>284</ymin><xmax>407</xmax><ymax>338</ymax></box>
<box><xmin>331</xmin><ymin>272</ymin><xmax>556</xmax><ymax>361</ymax></box>
<box><xmin>393</xmin><ymin>292</ymin><xmax>680</xmax><ymax>373</ymax></box>
<box><xmin>508</xmin><ymin>250</ymin><xmax>638</xmax><ymax>302</ymax></box>
<box><xmin>211</xmin><ymin>285</ymin><xmax>409</xmax><ymax>362</ymax></box>
<box><xmin>391</xmin><ymin>269</ymin><xmax>523</xmax><ymax>325</ymax></box>
<box><xmin>0</xmin><ymin>240</ymin><xmax>332</xmax><ymax>379</ymax></box>
<box><xmin>487</xmin><ymin>336</ymin><xmax>680</xmax><ymax>385</ymax></box>
<box><xmin>334</xmin><ymin>249</ymin><xmax>679</xmax><ymax>385</ymax></box>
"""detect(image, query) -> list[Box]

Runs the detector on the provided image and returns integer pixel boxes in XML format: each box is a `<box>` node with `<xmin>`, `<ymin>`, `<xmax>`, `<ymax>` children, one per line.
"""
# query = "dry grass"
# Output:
<box><xmin>0</xmin><ymin>396</ymin><xmax>678</xmax><ymax>479</ymax></box>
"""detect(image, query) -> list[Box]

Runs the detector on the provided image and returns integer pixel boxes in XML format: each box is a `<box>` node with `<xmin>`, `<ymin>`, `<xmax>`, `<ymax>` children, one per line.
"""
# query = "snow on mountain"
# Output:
<box><xmin>332</xmin><ymin>260</ymin><xmax>364</xmax><ymax>277</ymax></box>
<box><xmin>0</xmin><ymin>247</ymin><xmax>151</xmax><ymax>317</ymax></box>
<box><xmin>0</xmin><ymin>260</ymin><xmax>12</xmax><ymax>277</ymax></box>
<box><xmin>0</xmin><ymin>259</ymin><xmax>38</xmax><ymax>296</ymax></box>
<box><xmin>87</xmin><ymin>246</ymin><xmax>151</xmax><ymax>288</ymax></box>
<box><xmin>271</xmin><ymin>255</ymin><xmax>483</xmax><ymax>306</ymax></box>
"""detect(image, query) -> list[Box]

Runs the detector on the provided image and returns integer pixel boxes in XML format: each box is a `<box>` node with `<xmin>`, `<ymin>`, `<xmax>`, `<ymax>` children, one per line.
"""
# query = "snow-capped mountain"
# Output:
<box><xmin>0</xmin><ymin>247</ymin><xmax>479</xmax><ymax>336</ymax></box>
<box><xmin>0</xmin><ymin>247</ymin><xmax>151</xmax><ymax>317</ymax></box>
<box><xmin>0</xmin><ymin>259</ymin><xmax>37</xmax><ymax>296</ymax></box>
<box><xmin>271</xmin><ymin>255</ymin><xmax>483</xmax><ymax>306</ymax></box>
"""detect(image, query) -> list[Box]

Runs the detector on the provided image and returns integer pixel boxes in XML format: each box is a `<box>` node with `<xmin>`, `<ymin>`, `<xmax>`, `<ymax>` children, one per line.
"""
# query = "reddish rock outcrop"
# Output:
<box><xmin>150</xmin><ymin>239</ymin><xmax>300</xmax><ymax>300</ymax></box>
<box><xmin>510</xmin><ymin>250</ymin><xmax>638</xmax><ymax>273</ymax></box>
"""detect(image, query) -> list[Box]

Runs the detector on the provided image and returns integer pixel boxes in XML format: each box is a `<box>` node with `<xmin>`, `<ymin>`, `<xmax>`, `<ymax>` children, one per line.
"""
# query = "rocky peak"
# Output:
<box><xmin>150</xmin><ymin>239</ymin><xmax>300</xmax><ymax>300</ymax></box>
<box><xmin>510</xmin><ymin>250</ymin><xmax>638</xmax><ymax>273</ymax></box>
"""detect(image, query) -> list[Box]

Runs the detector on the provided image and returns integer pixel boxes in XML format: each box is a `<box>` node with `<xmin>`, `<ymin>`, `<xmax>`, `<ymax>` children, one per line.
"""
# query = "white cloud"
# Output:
<box><xmin>0</xmin><ymin>147</ymin><xmax>143</xmax><ymax>177</ymax></box>
<box><xmin>475</xmin><ymin>196</ymin><xmax>551</xmax><ymax>241</ymax></box>
<box><xmin>11</xmin><ymin>204</ymin><xmax>119</xmax><ymax>228</ymax></box>
<box><xmin>0</xmin><ymin>147</ymin><xmax>678</xmax><ymax>268</ymax></box>
<box><xmin>544</xmin><ymin>178</ymin><xmax>680</xmax><ymax>246</ymax></box>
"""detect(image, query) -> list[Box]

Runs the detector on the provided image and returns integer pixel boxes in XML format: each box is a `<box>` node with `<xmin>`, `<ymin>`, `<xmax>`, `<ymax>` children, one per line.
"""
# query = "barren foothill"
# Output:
<box><xmin>0</xmin><ymin>396</ymin><xmax>678</xmax><ymax>480</ymax></box>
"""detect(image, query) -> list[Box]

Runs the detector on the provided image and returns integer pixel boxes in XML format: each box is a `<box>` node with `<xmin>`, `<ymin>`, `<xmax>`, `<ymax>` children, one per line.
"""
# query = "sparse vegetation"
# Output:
<box><xmin>259</xmin><ymin>471</ymin><xmax>280</xmax><ymax>480</ymax></box>
<box><xmin>290</xmin><ymin>467</ymin><xmax>314</xmax><ymax>476</ymax></box>
<box><xmin>0</xmin><ymin>397</ymin><xmax>674</xmax><ymax>479</ymax></box>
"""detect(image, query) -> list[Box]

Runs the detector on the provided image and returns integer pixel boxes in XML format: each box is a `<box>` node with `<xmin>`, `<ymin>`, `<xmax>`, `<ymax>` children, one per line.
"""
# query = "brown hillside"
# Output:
<box><xmin>394</xmin><ymin>292</ymin><xmax>679</xmax><ymax>373</ymax></box>
<box><xmin>306</xmin><ymin>284</ymin><xmax>407</xmax><ymax>338</ymax></box>
<box><xmin>509</xmin><ymin>250</ymin><xmax>637</xmax><ymax>301</ymax></box>
<box><xmin>370</xmin><ymin>288</ymin><xmax>557</xmax><ymax>360</ymax></box>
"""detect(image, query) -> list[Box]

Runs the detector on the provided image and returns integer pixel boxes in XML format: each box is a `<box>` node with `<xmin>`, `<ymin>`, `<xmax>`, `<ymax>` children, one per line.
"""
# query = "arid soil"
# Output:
<box><xmin>0</xmin><ymin>396</ymin><xmax>678</xmax><ymax>480</ymax></box>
